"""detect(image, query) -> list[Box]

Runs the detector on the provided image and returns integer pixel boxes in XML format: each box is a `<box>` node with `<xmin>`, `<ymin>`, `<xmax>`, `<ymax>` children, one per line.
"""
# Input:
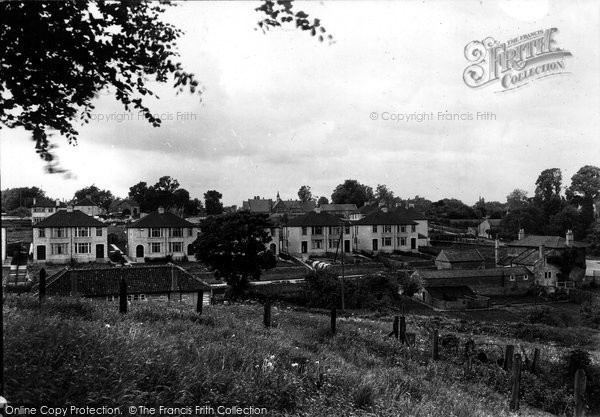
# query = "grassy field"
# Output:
<box><xmin>4</xmin><ymin>295</ymin><xmax>600</xmax><ymax>416</ymax></box>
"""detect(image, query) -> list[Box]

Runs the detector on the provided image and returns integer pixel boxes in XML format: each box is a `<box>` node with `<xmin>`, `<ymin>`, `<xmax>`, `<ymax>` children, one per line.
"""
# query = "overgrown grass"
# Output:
<box><xmin>4</xmin><ymin>295</ymin><xmax>596</xmax><ymax>416</ymax></box>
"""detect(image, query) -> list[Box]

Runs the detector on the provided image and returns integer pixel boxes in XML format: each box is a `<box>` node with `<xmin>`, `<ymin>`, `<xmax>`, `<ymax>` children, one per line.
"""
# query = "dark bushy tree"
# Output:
<box><xmin>73</xmin><ymin>185</ymin><xmax>114</xmax><ymax>211</ymax></box>
<box><xmin>204</xmin><ymin>190</ymin><xmax>224</xmax><ymax>215</ymax></box>
<box><xmin>195</xmin><ymin>212</ymin><xmax>276</xmax><ymax>296</ymax></box>
<box><xmin>331</xmin><ymin>179</ymin><xmax>374</xmax><ymax>207</ymax></box>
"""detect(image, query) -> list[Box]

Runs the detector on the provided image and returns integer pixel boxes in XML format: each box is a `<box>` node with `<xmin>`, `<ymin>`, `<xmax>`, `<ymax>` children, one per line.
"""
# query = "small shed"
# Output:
<box><xmin>422</xmin><ymin>285</ymin><xmax>490</xmax><ymax>310</ymax></box>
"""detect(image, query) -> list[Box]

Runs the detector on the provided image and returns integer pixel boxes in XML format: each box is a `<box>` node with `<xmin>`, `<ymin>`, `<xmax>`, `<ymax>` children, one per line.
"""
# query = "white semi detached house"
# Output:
<box><xmin>33</xmin><ymin>207</ymin><xmax>108</xmax><ymax>263</ymax></box>
<box><xmin>355</xmin><ymin>208</ymin><xmax>420</xmax><ymax>253</ymax></box>
<box><xmin>126</xmin><ymin>207</ymin><xmax>199</xmax><ymax>262</ymax></box>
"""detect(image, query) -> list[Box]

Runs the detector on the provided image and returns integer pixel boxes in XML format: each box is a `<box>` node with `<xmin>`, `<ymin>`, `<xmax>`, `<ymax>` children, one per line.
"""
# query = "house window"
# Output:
<box><xmin>400</xmin><ymin>225</ymin><xmax>406</xmax><ymax>233</ymax></box>
<box><xmin>383</xmin><ymin>225</ymin><xmax>392</xmax><ymax>233</ymax></box>
<box><xmin>302</xmin><ymin>227</ymin><xmax>307</xmax><ymax>236</ymax></box>
<box><xmin>75</xmin><ymin>242</ymin><xmax>91</xmax><ymax>254</ymax></box>
<box><xmin>52</xmin><ymin>228</ymin><xmax>67</xmax><ymax>238</ymax></box>
<box><xmin>509</xmin><ymin>275</ymin><xmax>515</xmax><ymax>281</ymax></box>
<box><xmin>330</xmin><ymin>226</ymin><xmax>341</xmax><ymax>235</ymax></box>
<box><xmin>76</xmin><ymin>227</ymin><xmax>91</xmax><ymax>237</ymax></box>
<box><xmin>51</xmin><ymin>243</ymin><xmax>68</xmax><ymax>255</ymax></box>
<box><xmin>150</xmin><ymin>228</ymin><xmax>162</xmax><ymax>238</ymax></box>
<box><xmin>188</xmin><ymin>228</ymin><xmax>193</xmax><ymax>236</ymax></box>
<box><xmin>171</xmin><ymin>228</ymin><xmax>183</xmax><ymax>237</ymax></box>
<box><xmin>151</xmin><ymin>242</ymin><xmax>162</xmax><ymax>253</ymax></box>
<box><xmin>312</xmin><ymin>239</ymin><xmax>323</xmax><ymax>249</ymax></box>
<box><xmin>169</xmin><ymin>242</ymin><xmax>183</xmax><ymax>253</ymax></box>
<box><xmin>382</xmin><ymin>237</ymin><xmax>392</xmax><ymax>246</ymax></box>
<box><xmin>127</xmin><ymin>294</ymin><xmax>147</xmax><ymax>302</ymax></box>
<box><xmin>96</xmin><ymin>227</ymin><xmax>103</xmax><ymax>237</ymax></box>
<box><xmin>312</xmin><ymin>226</ymin><xmax>323</xmax><ymax>235</ymax></box>
<box><xmin>328</xmin><ymin>239</ymin><xmax>339</xmax><ymax>249</ymax></box>
<box><xmin>411</xmin><ymin>225</ymin><xmax>416</xmax><ymax>233</ymax></box>
<box><xmin>345</xmin><ymin>226</ymin><xmax>350</xmax><ymax>234</ymax></box>
<box><xmin>545</xmin><ymin>271</ymin><xmax>552</xmax><ymax>279</ymax></box>
<box><xmin>372</xmin><ymin>225</ymin><xmax>378</xmax><ymax>233</ymax></box>
<box><xmin>39</xmin><ymin>228</ymin><xmax>45</xmax><ymax>238</ymax></box>
<box><xmin>401</xmin><ymin>237</ymin><xmax>407</xmax><ymax>246</ymax></box>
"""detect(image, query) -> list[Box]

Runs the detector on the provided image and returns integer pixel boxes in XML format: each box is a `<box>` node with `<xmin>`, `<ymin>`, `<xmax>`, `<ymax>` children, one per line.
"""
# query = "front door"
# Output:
<box><xmin>301</xmin><ymin>241</ymin><xmax>308</xmax><ymax>254</ymax></box>
<box><xmin>36</xmin><ymin>245</ymin><xmax>46</xmax><ymax>261</ymax></box>
<box><xmin>372</xmin><ymin>239</ymin><xmax>378</xmax><ymax>251</ymax></box>
<box><xmin>344</xmin><ymin>240</ymin><xmax>350</xmax><ymax>253</ymax></box>
<box><xmin>136</xmin><ymin>245</ymin><xmax>144</xmax><ymax>258</ymax></box>
<box><xmin>96</xmin><ymin>244</ymin><xmax>104</xmax><ymax>259</ymax></box>
<box><xmin>411</xmin><ymin>238</ymin><xmax>416</xmax><ymax>250</ymax></box>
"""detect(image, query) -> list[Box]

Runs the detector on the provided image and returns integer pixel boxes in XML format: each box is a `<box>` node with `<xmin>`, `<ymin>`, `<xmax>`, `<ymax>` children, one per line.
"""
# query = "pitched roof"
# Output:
<box><xmin>437</xmin><ymin>249</ymin><xmax>485</xmax><ymax>263</ymax></box>
<box><xmin>33</xmin><ymin>200</ymin><xmax>67</xmax><ymax>208</ymax></box>
<box><xmin>286</xmin><ymin>211</ymin><xmax>343</xmax><ymax>227</ymax></box>
<box><xmin>508</xmin><ymin>235</ymin><xmax>588</xmax><ymax>249</ymax></box>
<box><xmin>34</xmin><ymin>210</ymin><xmax>105</xmax><ymax>228</ymax></box>
<box><xmin>320</xmin><ymin>204</ymin><xmax>359</xmax><ymax>213</ymax></box>
<box><xmin>359</xmin><ymin>203</ymin><xmax>379</xmax><ymax>215</ymax></box>
<box><xmin>242</xmin><ymin>199</ymin><xmax>273</xmax><ymax>213</ymax></box>
<box><xmin>108</xmin><ymin>198</ymin><xmax>140</xmax><ymax>212</ymax></box>
<box><xmin>44</xmin><ymin>264</ymin><xmax>212</xmax><ymax>297</ymax></box>
<box><xmin>273</xmin><ymin>199</ymin><xmax>316</xmax><ymax>213</ymax></box>
<box><xmin>74</xmin><ymin>197</ymin><xmax>99</xmax><ymax>207</ymax></box>
<box><xmin>425</xmin><ymin>285</ymin><xmax>476</xmax><ymax>300</ymax></box>
<box><xmin>127</xmin><ymin>211</ymin><xmax>195</xmax><ymax>228</ymax></box>
<box><xmin>416</xmin><ymin>266</ymin><xmax>532</xmax><ymax>280</ymax></box>
<box><xmin>356</xmin><ymin>210</ymin><xmax>418</xmax><ymax>226</ymax></box>
<box><xmin>480</xmin><ymin>218</ymin><xmax>503</xmax><ymax>227</ymax></box>
<box><xmin>395</xmin><ymin>207</ymin><xmax>428</xmax><ymax>220</ymax></box>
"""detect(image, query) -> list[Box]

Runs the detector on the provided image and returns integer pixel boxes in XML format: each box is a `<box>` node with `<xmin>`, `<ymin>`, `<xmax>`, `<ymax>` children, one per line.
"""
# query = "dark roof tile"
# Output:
<box><xmin>127</xmin><ymin>212</ymin><xmax>196</xmax><ymax>228</ymax></box>
<box><xmin>34</xmin><ymin>210</ymin><xmax>105</xmax><ymax>228</ymax></box>
<box><xmin>286</xmin><ymin>211</ymin><xmax>344</xmax><ymax>227</ymax></box>
<box><xmin>356</xmin><ymin>210</ymin><xmax>418</xmax><ymax>226</ymax></box>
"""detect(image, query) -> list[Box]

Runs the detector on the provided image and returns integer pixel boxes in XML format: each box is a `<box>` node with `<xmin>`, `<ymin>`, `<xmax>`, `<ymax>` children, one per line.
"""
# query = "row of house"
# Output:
<box><xmin>31</xmin><ymin>196</ymin><xmax>140</xmax><ymax>224</ymax></box>
<box><xmin>32</xmin><ymin>206</ymin><xmax>198</xmax><ymax>264</ymax></box>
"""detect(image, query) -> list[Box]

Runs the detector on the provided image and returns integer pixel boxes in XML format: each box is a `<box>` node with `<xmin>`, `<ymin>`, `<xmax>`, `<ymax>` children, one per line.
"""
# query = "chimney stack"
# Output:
<box><xmin>566</xmin><ymin>229</ymin><xmax>574</xmax><ymax>247</ymax></box>
<box><xmin>158</xmin><ymin>206</ymin><xmax>165</xmax><ymax>214</ymax></box>
<box><xmin>518</xmin><ymin>228</ymin><xmax>525</xmax><ymax>240</ymax></box>
<box><xmin>56</xmin><ymin>199</ymin><xmax>60</xmax><ymax>207</ymax></box>
<box><xmin>381</xmin><ymin>206</ymin><xmax>388</xmax><ymax>213</ymax></box>
<box><xmin>66</xmin><ymin>205</ymin><xmax>74</xmax><ymax>212</ymax></box>
<box><xmin>33</xmin><ymin>197</ymin><xmax>37</xmax><ymax>206</ymax></box>
<box><xmin>314</xmin><ymin>207</ymin><xmax>322</xmax><ymax>214</ymax></box>
<box><xmin>539</xmin><ymin>245</ymin><xmax>545</xmax><ymax>267</ymax></box>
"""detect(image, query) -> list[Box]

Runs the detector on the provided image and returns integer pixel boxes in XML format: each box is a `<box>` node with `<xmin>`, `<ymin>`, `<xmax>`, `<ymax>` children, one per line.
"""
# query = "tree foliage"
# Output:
<box><xmin>375</xmin><ymin>184</ymin><xmax>396</xmax><ymax>207</ymax></box>
<box><xmin>331</xmin><ymin>179</ymin><xmax>374</xmax><ymax>207</ymax></box>
<box><xmin>506</xmin><ymin>188</ymin><xmax>529</xmax><ymax>211</ymax></box>
<box><xmin>73</xmin><ymin>185</ymin><xmax>114</xmax><ymax>211</ymax></box>
<box><xmin>204</xmin><ymin>190</ymin><xmax>224</xmax><ymax>216</ymax></box>
<box><xmin>195</xmin><ymin>212</ymin><xmax>276</xmax><ymax>295</ymax></box>
<box><xmin>317</xmin><ymin>196</ymin><xmax>329</xmax><ymax>206</ymax></box>
<box><xmin>128</xmin><ymin>176</ymin><xmax>199</xmax><ymax>214</ymax></box>
<box><xmin>1</xmin><ymin>187</ymin><xmax>49</xmax><ymax>211</ymax></box>
<box><xmin>0</xmin><ymin>1</ymin><xmax>331</xmax><ymax>171</ymax></box>
<box><xmin>297</xmin><ymin>185</ymin><xmax>312</xmax><ymax>202</ymax></box>
<box><xmin>566</xmin><ymin>165</ymin><xmax>600</xmax><ymax>233</ymax></box>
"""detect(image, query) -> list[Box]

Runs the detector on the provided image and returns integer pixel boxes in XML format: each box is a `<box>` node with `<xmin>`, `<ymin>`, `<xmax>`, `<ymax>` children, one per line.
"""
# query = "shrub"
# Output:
<box><xmin>353</xmin><ymin>381</ymin><xmax>376</xmax><ymax>409</ymax></box>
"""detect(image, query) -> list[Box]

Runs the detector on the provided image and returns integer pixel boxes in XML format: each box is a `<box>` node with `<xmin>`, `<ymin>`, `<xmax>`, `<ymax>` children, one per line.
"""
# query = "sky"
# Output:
<box><xmin>1</xmin><ymin>0</ymin><xmax>599</xmax><ymax>207</ymax></box>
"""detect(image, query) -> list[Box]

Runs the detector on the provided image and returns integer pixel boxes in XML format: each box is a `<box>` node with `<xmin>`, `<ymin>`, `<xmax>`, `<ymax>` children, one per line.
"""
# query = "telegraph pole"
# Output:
<box><xmin>340</xmin><ymin>220</ymin><xmax>345</xmax><ymax>311</ymax></box>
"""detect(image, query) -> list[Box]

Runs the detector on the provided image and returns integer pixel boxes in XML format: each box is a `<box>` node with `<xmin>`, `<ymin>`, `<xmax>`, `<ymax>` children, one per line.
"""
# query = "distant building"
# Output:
<box><xmin>272</xmin><ymin>192</ymin><xmax>316</xmax><ymax>218</ymax></box>
<box><xmin>31</xmin><ymin>199</ymin><xmax>67</xmax><ymax>224</ymax></box>
<box><xmin>282</xmin><ymin>210</ymin><xmax>351</xmax><ymax>257</ymax></box>
<box><xmin>501</xmin><ymin>229</ymin><xmax>588</xmax><ymax>290</ymax></box>
<box><xmin>413</xmin><ymin>266</ymin><xmax>533</xmax><ymax>296</ymax></box>
<box><xmin>74</xmin><ymin>196</ymin><xmax>104</xmax><ymax>216</ymax></box>
<box><xmin>435</xmin><ymin>249</ymin><xmax>485</xmax><ymax>270</ymax></box>
<box><xmin>108</xmin><ymin>198</ymin><xmax>140</xmax><ymax>218</ymax></box>
<box><xmin>242</xmin><ymin>196</ymin><xmax>273</xmax><ymax>214</ymax></box>
<box><xmin>126</xmin><ymin>207</ymin><xmax>199</xmax><ymax>262</ymax></box>
<box><xmin>319</xmin><ymin>204</ymin><xmax>359</xmax><ymax>219</ymax></box>
<box><xmin>478</xmin><ymin>218</ymin><xmax>503</xmax><ymax>239</ymax></box>
<box><xmin>32</xmin><ymin>207</ymin><xmax>108</xmax><ymax>264</ymax></box>
<box><xmin>354</xmin><ymin>208</ymin><xmax>419</xmax><ymax>253</ymax></box>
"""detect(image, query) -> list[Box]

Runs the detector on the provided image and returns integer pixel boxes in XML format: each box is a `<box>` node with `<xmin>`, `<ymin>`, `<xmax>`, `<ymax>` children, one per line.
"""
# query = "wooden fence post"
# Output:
<box><xmin>39</xmin><ymin>268</ymin><xmax>46</xmax><ymax>303</ymax></box>
<box><xmin>504</xmin><ymin>344</ymin><xmax>514</xmax><ymax>371</ymax></box>
<box><xmin>119</xmin><ymin>278</ymin><xmax>127</xmax><ymax>314</ymax></box>
<box><xmin>263</xmin><ymin>301</ymin><xmax>271</xmax><ymax>328</ymax></box>
<box><xmin>392</xmin><ymin>316</ymin><xmax>399</xmax><ymax>339</ymax></box>
<box><xmin>465</xmin><ymin>339</ymin><xmax>475</xmax><ymax>376</ymax></box>
<box><xmin>196</xmin><ymin>291</ymin><xmax>203</xmax><ymax>314</ymax></box>
<box><xmin>574</xmin><ymin>368</ymin><xmax>587</xmax><ymax>417</ymax></box>
<box><xmin>400</xmin><ymin>316</ymin><xmax>406</xmax><ymax>344</ymax></box>
<box><xmin>431</xmin><ymin>329</ymin><xmax>439</xmax><ymax>360</ymax></box>
<box><xmin>509</xmin><ymin>353</ymin><xmax>522</xmax><ymax>411</ymax></box>
<box><xmin>531</xmin><ymin>348</ymin><xmax>540</xmax><ymax>374</ymax></box>
<box><xmin>331</xmin><ymin>307</ymin><xmax>337</xmax><ymax>335</ymax></box>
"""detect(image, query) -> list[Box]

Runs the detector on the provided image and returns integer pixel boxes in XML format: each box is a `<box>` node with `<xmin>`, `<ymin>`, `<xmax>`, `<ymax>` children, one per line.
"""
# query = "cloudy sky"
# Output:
<box><xmin>1</xmin><ymin>0</ymin><xmax>599</xmax><ymax>206</ymax></box>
